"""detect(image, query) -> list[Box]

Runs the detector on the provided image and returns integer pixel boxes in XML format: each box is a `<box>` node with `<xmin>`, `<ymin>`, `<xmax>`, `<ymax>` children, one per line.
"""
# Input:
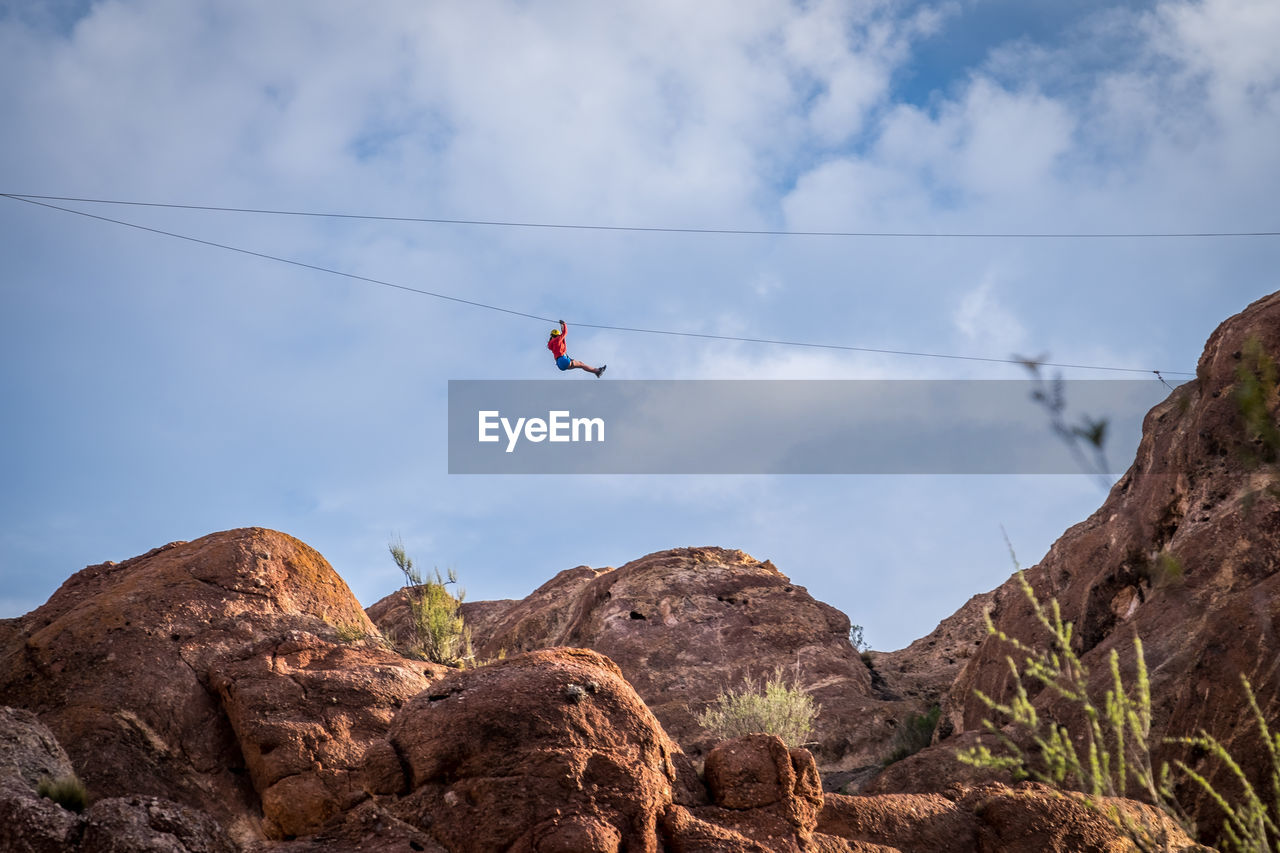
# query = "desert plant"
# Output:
<box><xmin>885</xmin><ymin>704</ymin><xmax>941</xmax><ymax>766</ymax></box>
<box><xmin>956</xmin><ymin>565</ymin><xmax>1279</xmax><ymax>852</ymax></box>
<box><xmin>697</xmin><ymin>666</ymin><xmax>820</xmax><ymax>749</ymax></box>
<box><xmin>389</xmin><ymin>538</ymin><xmax>472</xmax><ymax>666</ymax></box>
<box><xmin>955</xmin><ymin>569</ymin><xmax>1183</xmax><ymax>851</ymax></box>
<box><xmin>37</xmin><ymin>774</ymin><xmax>87</xmax><ymax>812</ymax></box>
<box><xmin>1018</xmin><ymin>357</ymin><xmax>1115</xmax><ymax>489</ymax></box>
<box><xmin>956</xmin><ymin>569</ymin><xmax>1163</xmax><ymax>798</ymax></box>
<box><xmin>1169</xmin><ymin>681</ymin><xmax>1280</xmax><ymax>853</ymax></box>
<box><xmin>1234</xmin><ymin>336</ymin><xmax>1280</xmax><ymax>466</ymax></box>
<box><xmin>849</xmin><ymin>623</ymin><xmax>869</xmax><ymax>652</ymax></box>
<box><xmin>327</xmin><ymin>619</ymin><xmax>372</xmax><ymax>644</ymax></box>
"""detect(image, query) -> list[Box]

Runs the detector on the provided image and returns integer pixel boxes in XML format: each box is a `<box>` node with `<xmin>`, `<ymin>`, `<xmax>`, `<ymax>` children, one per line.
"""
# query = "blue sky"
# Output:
<box><xmin>2</xmin><ymin>0</ymin><xmax>1277</xmax><ymax>651</ymax></box>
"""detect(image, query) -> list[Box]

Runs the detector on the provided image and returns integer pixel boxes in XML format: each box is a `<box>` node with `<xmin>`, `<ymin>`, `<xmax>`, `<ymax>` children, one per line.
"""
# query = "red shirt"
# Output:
<box><xmin>548</xmin><ymin>328</ymin><xmax>567</xmax><ymax>358</ymax></box>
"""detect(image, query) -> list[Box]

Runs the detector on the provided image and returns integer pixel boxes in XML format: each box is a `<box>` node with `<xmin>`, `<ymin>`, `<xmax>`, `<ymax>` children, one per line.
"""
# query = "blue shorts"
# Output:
<box><xmin>555</xmin><ymin>355</ymin><xmax>573</xmax><ymax>371</ymax></box>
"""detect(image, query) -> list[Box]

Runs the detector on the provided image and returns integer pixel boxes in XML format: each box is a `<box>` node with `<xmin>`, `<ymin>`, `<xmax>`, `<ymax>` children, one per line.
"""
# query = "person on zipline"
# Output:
<box><xmin>548</xmin><ymin>320</ymin><xmax>605</xmax><ymax>377</ymax></box>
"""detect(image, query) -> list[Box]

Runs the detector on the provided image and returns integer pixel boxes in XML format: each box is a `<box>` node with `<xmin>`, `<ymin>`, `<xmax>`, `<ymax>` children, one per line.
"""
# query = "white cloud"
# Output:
<box><xmin>954</xmin><ymin>275</ymin><xmax>1026</xmax><ymax>356</ymax></box>
<box><xmin>1151</xmin><ymin>0</ymin><xmax>1280</xmax><ymax>100</ymax></box>
<box><xmin>1</xmin><ymin>0</ymin><xmax>1276</xmax><ymax>652</ymax></box>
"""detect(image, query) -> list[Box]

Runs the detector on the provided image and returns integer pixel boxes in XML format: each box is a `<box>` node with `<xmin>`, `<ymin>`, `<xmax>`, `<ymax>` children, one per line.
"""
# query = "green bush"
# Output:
<box><xmin>329</xmin><ymin>619</ymin><xmax>370</xmax><ymax>644</ymax></box>
<box><xmin>1234</xmin><ymin>336</ymin><xmax>1280</xmax><ymax>465</ymax></box>
<box><xmin>885</xmin><ymin>704</ymin><xmax>941</xmax><ymax>766</ymax></box>
<box><xmin>389</xmin><ymin>539</ymin><xmax>472</xmax><ymax>666</ymax></box>
<box><xmin>37</xmin><ymin>774</ymin><xmax>87</xmax><ymax>812</ymax></box>
<box><xmin>697</xmin><ymin>667</ymin><xmax>820</xmax><ymax>749</ymax></box>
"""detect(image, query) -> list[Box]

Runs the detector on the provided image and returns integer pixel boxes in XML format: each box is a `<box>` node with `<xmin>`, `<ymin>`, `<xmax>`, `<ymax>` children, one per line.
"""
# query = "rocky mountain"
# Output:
<box><xmin>0</xmin><ymin>529</ymin><xmax>1197</xmax><ymax>852</ymax></box>
<box><xmin>0</xmin><ymin>633</ymin><xmax>1189</xmax><ymax>853</ymax></box>
<box><xmin>868</xmin><ymin>291</ymin><xmax>1280</xmax><ymax>834</ymax></box>
<box><xmin>370</xmin><ymin>547</ymin><xmax>930</xmax><ymax>773</ymax></box>
<box><xmin>0</xmin><ymin>289</ymin><xmax>1275</xmax><ymax>850</ymax></box>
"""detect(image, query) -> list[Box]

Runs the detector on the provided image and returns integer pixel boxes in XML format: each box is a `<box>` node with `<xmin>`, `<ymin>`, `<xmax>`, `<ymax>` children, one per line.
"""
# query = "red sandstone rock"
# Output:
<box><xmin>372</xmin><ymin>548</ymin><xmax>880</xmax><ymax>768</ymax></box>
<box><xmin>703</xmin><ymin>734</ymin><xmax>823</xmax><ymax>836</ymax></box>
<box><xmin>0</xmin><ymin>706</ymin><xmax>236</xmax><ymax>853</ymax></box>
<box><xmin>240</xmin><ymin>800</ymin><xmax>445</xmax><ymax>853</ymax></box>
<box><xmin>821</xmin><ymin>783</ymin><xmax>1194</xmax><ymax>852</ymax></box>
<box><xmin>659</xmin><ymin>805</ymin><xmax>776</xmax><ymax>853</ymax></box>
<box><xmin>0</xmin><ymin>519</ymin><xmax>1225</xmax><ymax>852</ymax></box>
<box><xmin>366</xmin><ymin>588</ymin><xmax>517</xmax><ymax>659</ymax></box>
<box><xmin>11</xmin><ymin>292</ymin><xmax>1278</xmax><ymax>853</ymax></box>
<box><xmin>208</xmin><ymin>630</ymin><xmax>439</xmax><ymax>839</ymax></box>
<box><xmin>820</xmin><ymin>790</ymin><xmax>978</xmax><ymax>851</ymax></box>
<box><xmin>871</xmin><ymin>588</ymin><xmax>999</xmax><ymax>709</ymax></box>
<box><xmin>371</xmin><ymin>647</ymin><xmax>698</xmax><ymax>852</ymax></box>
<box><xmin>861</xmin><ymin>730</ymin><xmax>1011</xmax><ymax>796</ymax></box>
<box><xmin>873</xmin><ymin>291</ymin><xmax>1280</xmax><ymax>845</ymax></box>
<box><xmin>676</xmin><ymin>734</ymin><xmax>827</xmax><ymax>852</ymax></box>
<box><xmin>0</xmin><ymin>528</ymin><xmax>440</xmax><ymax>845</ymax></box>
<box><xmin>0</xmin><ymin>706</ymin><xmax>76</xmax><ymax>790</ymax></box>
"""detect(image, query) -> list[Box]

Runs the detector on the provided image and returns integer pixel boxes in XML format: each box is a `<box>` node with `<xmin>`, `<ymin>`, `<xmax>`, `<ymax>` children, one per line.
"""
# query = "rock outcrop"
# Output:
<box><xmin>366</xmin><ymin>647</ymin><xmax>700</xmax><ymax>852</ymax></box>
<box><xmin>666</xmin><ymin>733</ymin><xmax>829</xmax><ymax>852</ymax></box>
<box><xmin>6</xmin><ymin>286</ymin><xmax>1278</xmax><ymax>853</ymax></box>
<box><xmin>1</xmin><ymin>515</ymin><xmax>1242</xmax><ymax>851</ymax></box>
<box><xmin>0</xmin><ymin>528</ymin><xmax>441</xmax><ymax>844</ymax></box>
<box><xmin>0</xmin><ymin>706</ymin><xmax>83</xmax><ymax>852</ymax></box>
<box><xmin>819</xmin><ymin>783</ymin><xmax>1195</xmax><ymax>852</ymax></box>
<box><xmin>0</xmin><ymin>705</ymin><xmax>237</xmax><ymax>853</ymax></box>
<box><xmin>207</xmin><ymin>630</ymin><xmax>441</xmax><ymax>839</ymax></box>
<box><xmin>870</xmin><ymin>588</ymin><xmax>1000</xmax><ymax>710</ymax></box>
<box><xmin>361</xmin><ymin>650</ymin><xmax>892</xmax><ymax>853</ymax></box>
<box><xmin>370</xmin><ymin>547</ymin><xmax>890</xmax><ymax>769</ymax></box>
<box><xmin>869</xmin><ymin>291</ymin><xmax>1280</xmax><ymax>840</ymax></box>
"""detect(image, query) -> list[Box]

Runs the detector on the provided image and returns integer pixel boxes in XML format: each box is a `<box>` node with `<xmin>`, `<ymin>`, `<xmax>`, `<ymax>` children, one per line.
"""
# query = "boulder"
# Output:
<box><xmin>0</xmin><ymin>706</ymin><xmax>84</xmax><ymax>853</ymax></box>
<box><xmin>665</xmin><ymin>734</ymin><xmax>828</xmax><ymax>852</ymax></box>
<box><xmin>703</xmin><ymin>734</ymin><xmax>822</xmax><ymax>831</ymax></box>
<box><xmin>79</xmin><ymin>796</ymin><xmax>237</xmax><ymax>853</ymax></box>
<box><xmin>0</xmin><ymin>705</ymin><xmax>76</xmax><ymax>790</ymax></box>
<box><xmin>369</xmin><ymin>647</ymin><xmax>699</xmax><ymax>853</ymax></box>
<box><xmin>0</xmin><ymin>705</ymin><xmax>235</xmax><ymax>853</ymax></box>
<box><xmin>208</xmin><ymin>630</ymin><xmax>440</xmax><ymax>839</ymax></box>
<box><xmin>0</xmin><ymin>528</ymin><xmax>440</xmax><ymax>844</ymax></box>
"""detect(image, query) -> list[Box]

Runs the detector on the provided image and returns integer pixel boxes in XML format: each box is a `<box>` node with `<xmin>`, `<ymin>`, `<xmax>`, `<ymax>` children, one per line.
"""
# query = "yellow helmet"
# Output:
<box><xmin>550</xmin><ymin>328</ymin><xmax>562</xmax><ymax>336</ymax></box>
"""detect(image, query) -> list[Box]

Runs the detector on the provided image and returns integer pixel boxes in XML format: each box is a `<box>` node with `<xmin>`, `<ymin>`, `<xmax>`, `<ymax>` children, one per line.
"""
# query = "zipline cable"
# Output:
<box><xmin>3</xmin><ymin>193</ymin><xmax>1278</xmax><ymax>239</ymax></box>
<box><xmin>1</xmin><ymin>193</ymin><xmax>1197</xmax><ymax>377</ymax></box>
<box><xmin>4</xmin><ymin>193</ymin><xmax>550</xmax><ymax>323</ymax></box>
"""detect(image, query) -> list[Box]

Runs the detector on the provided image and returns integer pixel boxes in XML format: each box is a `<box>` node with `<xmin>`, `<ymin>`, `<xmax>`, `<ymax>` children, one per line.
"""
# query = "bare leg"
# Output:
<box><xmin>569</xmin><ymin>360</ymin><xmax>604</xmax><ymax>377</ymax></box>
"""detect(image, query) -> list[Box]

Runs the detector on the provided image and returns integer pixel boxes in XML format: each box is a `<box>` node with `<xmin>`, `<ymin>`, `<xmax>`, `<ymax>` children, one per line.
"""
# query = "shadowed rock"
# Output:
<box><xmin>868</xmin><ymin>290</ymin><xmax>1280</xmax><ymax>842</ymax></box>
<box><xmin>0</xmin><ymin>705</ymin><xmax>236</xmax><ymax>853</ymax></box>
<box><xmin>820</xmin><ymin>783</ymin><xmax>1194</xmax><ymax>852</ymax></box>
